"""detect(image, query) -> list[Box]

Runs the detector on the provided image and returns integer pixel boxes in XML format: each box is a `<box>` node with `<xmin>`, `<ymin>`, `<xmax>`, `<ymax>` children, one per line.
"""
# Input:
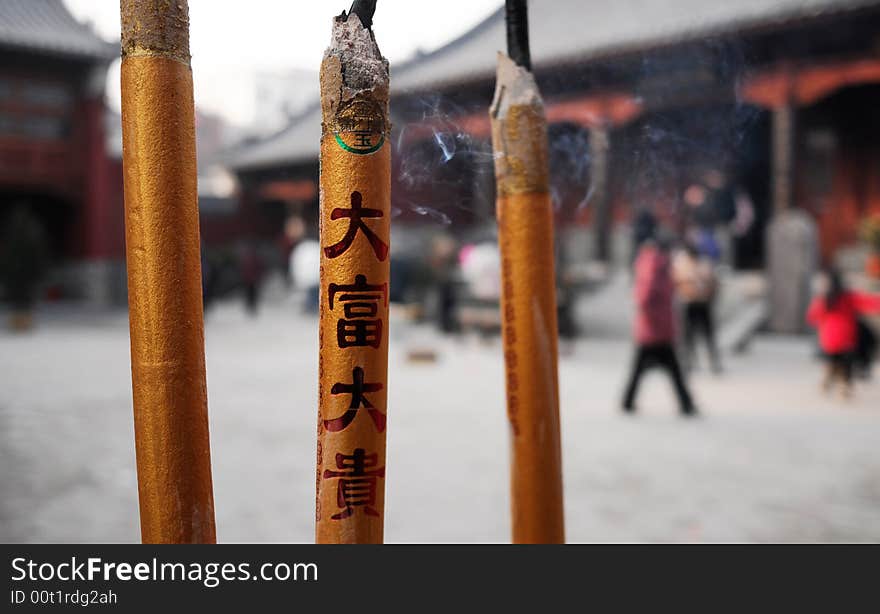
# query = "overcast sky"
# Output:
<box><xmin>64</xmin><ymin>0</ymin><xmax>501</xmax><ymax>126</ymax></box>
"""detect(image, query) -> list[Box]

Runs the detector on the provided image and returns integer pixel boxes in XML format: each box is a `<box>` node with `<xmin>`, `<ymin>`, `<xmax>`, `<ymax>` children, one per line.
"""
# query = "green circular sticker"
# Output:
<box><xmin>332</xmin><ymin>98</ymin><xmax>386</xmax><ymax>155</ymax></box>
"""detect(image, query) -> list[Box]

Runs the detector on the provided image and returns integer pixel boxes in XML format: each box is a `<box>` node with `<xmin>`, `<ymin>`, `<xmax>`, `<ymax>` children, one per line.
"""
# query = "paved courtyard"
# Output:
<box><xmin>1</xmin><ymin>297</ymin><xmax>879</xmax><ymax>543</ymax></box>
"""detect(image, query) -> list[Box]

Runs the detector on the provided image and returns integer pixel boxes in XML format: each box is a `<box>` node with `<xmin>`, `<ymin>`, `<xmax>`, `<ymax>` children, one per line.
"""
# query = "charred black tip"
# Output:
<box><xmin>505</xmin><ymin>0</ymin><xmax>531</xmax><ymax>70</ymax></box>
<box><xmin>347</xmin><ymin>0</ymin><xmax>377</xmax><ymax>30</ymax></box>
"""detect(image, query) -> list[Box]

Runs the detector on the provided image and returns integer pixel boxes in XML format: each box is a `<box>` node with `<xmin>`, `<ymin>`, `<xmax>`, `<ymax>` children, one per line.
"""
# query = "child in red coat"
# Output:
<box><xmin>807</xmin><ymin>270</ymin><xmax>880</xmax><ymax>397</ymax></box>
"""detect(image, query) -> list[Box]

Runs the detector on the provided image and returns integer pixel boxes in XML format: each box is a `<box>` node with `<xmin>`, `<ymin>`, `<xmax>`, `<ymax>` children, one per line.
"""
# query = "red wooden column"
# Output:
<box><xmin>81</xmin><ymin>70</ymin><xmax>114</xmax><ymax>260</ymax></box>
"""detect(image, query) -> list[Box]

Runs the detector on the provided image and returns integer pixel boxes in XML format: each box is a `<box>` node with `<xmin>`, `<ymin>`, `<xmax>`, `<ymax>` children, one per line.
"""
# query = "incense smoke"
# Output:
<box><xmin>393</xmin><ymin>95</ymin><xmax>497</xmax><ymax>226</ymax></box>
<box><xmin>390</xmin><ymin>37</ymin><xmax>761</xmax><ymax>229</ymax></box>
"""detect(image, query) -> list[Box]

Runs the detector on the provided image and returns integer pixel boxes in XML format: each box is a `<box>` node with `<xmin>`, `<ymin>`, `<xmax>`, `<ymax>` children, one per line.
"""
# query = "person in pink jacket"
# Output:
<box><xmin>622</xmin><ymin>237</ymin><xmax>697</xmax><ymax>416</ymax></box>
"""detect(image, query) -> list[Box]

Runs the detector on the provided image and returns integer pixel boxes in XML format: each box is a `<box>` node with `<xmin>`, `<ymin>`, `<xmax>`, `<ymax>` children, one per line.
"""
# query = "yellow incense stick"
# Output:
<box><xmin>120</xmin><ymin>0</ymin><xmax>215</xmax><ymax>544</ymax></box>
<box><xmin>491</xmin><ymin>53</ymin><xmax>565</xmax><ymax>544</ymax></box>
<box><xmin>316</xmin><ymin>9</ymin><xmax>391</xmax><ymax>544</ymax></box>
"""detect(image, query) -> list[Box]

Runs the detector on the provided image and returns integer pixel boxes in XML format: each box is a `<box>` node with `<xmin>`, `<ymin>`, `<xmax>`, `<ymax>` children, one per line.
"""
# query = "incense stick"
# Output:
<box><xmin>491</xmin><ymin>1</ymin><xmax>565</xmax><ymax>544</ymax></box>
<box><xmin>119</xmin><ymin>0</ymin><xmax>216</xmax><ymax>544</ymax></box>
<box><xmin>316</xmin><ymin>4</ymin><xmax>391</xmax><ymax>544</ymax></box>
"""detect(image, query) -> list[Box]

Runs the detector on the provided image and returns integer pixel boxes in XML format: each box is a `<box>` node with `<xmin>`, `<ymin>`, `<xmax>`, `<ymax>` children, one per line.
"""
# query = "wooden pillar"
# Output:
<box><xmin>772</xmin><ymin>102</ymin><xmax>796</xmax><ymax>214</ymax></box>
<box><xmin>590</xmin><ymin>123</ymin><xmax>612</xmax><ymax>262</ymax></box>
<box><xmin>82</xmin><ymin>67</ymin><xmax>113</xmax><ymax>261</ymax></box>
<box><xmin>766</xmin><ymin>97</ymin><xmax>817</xmax><ymax>333</ymax></box>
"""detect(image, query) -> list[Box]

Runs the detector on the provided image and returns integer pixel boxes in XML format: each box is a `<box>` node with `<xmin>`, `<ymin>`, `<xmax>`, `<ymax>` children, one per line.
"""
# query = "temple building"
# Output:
<box><xmin>231</xmin><ymin>0</ymin><xmax>880</xmax><ymax>273</ymax></box>
<box><xmin>0</xmin><ymin>0</ymin><xmax>124</xmax><ymax>303</ymax></box>
<box><xmin>0</xmin><ymin>0</ymin><xmax>245</xmax><ymax>305</ymax></box>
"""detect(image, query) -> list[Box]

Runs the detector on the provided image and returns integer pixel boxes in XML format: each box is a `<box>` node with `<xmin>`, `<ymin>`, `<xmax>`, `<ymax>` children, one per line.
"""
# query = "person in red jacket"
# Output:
<box><xmin>807</xmin><ymin>269</ymin><xmax>880</xmax><ymax>396</ymax></box>
<box><xmin>622</xmin><ymin>236</ymin><xmax>697</xmax><ymax>416</ymax></box>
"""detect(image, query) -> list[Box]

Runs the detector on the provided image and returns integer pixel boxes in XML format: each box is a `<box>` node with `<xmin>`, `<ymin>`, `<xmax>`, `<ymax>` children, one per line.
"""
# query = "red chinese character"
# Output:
<box><xmin>326</xmin><ymin>367</ymin><xmax>385</xmax><ymax>432</ymax></box>
<box><xmin>324</xmin><ymin>191</ymin><xmax>388</xmax><ymax>261</ymax></box>
<box><xmin>322</xmin><ymin>448</ymin><xmax>385</xmax><ymax>520</ymax></box>
<box><xmin>329</xmin><ymin>274</ymin><xmax>388</xmax><ymax>349</ymax></box>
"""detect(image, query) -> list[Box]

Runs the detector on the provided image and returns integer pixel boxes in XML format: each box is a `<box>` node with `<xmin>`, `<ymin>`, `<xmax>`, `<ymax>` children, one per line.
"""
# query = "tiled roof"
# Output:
<box><xmin>229</xmin><ymin>103</ymin><xmax>322</xmax><ymax>172</ymax></box>
<box><xmin>393</xmin><ymin>0</ymin><xmax>880</xmax><ymax>92</ymax></box>
<box><xmin>231</xmin><ymin>0</ymin><xmax>880</xmax><ymax>171</ymax></box>
<box><xmin>0</xmin><ymin>0</ymin><xmax>116</xmax><ymax>61</ymax></box>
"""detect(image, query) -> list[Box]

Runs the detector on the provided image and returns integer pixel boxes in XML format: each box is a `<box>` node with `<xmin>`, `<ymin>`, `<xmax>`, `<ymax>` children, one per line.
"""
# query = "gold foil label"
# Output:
<box><xmin>332</xmin><ymin>97</ymin><xmax>387</xmax><ymax>155</ymax></box>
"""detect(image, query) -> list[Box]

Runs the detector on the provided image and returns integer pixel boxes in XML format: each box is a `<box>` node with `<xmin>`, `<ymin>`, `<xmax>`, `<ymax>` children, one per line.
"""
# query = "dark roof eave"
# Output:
<box><xmin>0</xmin><ymin>39</ymin><xmax>118</xmax><ymax>63</ymax></box>
<box><xmin>235</xmin><ymin>156</ymin><xmax>319</xmax><ymax>176</ymax></box>
<box><xmin>397</xmin><ymin>0</ymin><xmax>880</xmax><ymax>98</ymax></box>
<box><xmin>231</xmin><ymin>0</ymin><xmax>880</xmax><ymax>172</ymax></box>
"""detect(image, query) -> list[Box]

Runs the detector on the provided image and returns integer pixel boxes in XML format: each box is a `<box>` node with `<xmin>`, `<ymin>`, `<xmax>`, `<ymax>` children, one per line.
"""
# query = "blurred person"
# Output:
<box><xmin>683</xmin><ymin>178</ymin><xmax>723</xmax><ymax>264</ymax></box>
<box><xmin>673</xmin><ymin>242</ymin><xmax>722</xmax><ymax>373</ymax></box>
<box><xmin>854</xmin><ymin>318</ymin><xmax>877</xmax><ymax>380</ymax></box>
<box><xmin>0</xmin><ymin>205</ymin><xmax>48</xmax><ymax>331</ymax></box>
<box><xmin>239</xmin><ymin>240</ymin><xmax>265</xmax><ymax>316</ymax></box>
<box><xmin>731</xmin><ymin>189</ymin><xmax>756</xmax><ymax>238</ymax></box>
<box><xmin>459</xmin><ymin>242</ymin><xmax>501</xmax><ymax>338</ymax></box>
<box><xmin>693</xmin><ymin>226</ymin><xmax>721</xmax><ymax>263</ymax></box>
<box><xmin>429</xmin><ymin>234</ymin><xmax>460</xmax><ymax>333</ymax></box>
<box><xmin>388</xmin><ymin>255</ymin><xmax>421</xmax><ymax>305</ymax></box>
<box><xmin>556</xmin><ymin>273</ymin><xmax>578</xmax><ymax>341</ymax></box>
<box><xmin>702</xmin><ymin>169</ymin><xmax>736</xmax><ymax>226</ymax></box>
<box><xmin>290</xmin><ymin>237</ymin><xmax>320</xmax><ymax>313</ymax></box>
<box><xmin>201</xmin><ymin>243</ymin><xmax>218</xmax><ymax>312</ymax></box>
<box><xmin>683</xmin><ymin>183</ymin><xmax>708</xmax><ymax>210</ymax></box>
<box><xmin>622</xmin><ymin>233</ymin><xmax>697</xmax><ymax>416</ymax></box>
<box><xmin>459</xmin><ymin>242</ymin><xmax>501</xmax><ymax>302</ymax></box>
<box><xmin>630</xmin><ymin>208</ymin><xmax>657</xmax><ymax>266</ymax></box>
<box><xmin>807</xmin><ymin>269</ymin><xmax>880</xmax><ymax>397</ymax></box>
<box><xmin>281</xmin><ymin>215</ymin><xmax>307</xmax><ymax>287</ymax></box>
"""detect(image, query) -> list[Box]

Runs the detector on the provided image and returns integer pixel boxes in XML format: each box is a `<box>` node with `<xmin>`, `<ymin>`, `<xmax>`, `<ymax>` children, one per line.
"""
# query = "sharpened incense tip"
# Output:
<box><xmin>490</xmin><ymin>53</ymin><xmax>549</xmax><ymax>195</ymax></box>
<box><xmin>491</xmin><ymin>53</ymin><xmax>543</xmax><ymax>118</ymax></box>
<box><xmin>120</xmin><ymin>0</ymin><xmax>191</xmax><ymax>64</ymax></box>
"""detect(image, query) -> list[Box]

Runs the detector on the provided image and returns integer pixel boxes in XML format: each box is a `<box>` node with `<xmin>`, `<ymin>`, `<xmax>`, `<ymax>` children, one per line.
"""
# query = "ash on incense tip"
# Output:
<box><xmin>325</xmin><ymin>8</ymin><xmax>388</xmax><ymax>91</ymax></box>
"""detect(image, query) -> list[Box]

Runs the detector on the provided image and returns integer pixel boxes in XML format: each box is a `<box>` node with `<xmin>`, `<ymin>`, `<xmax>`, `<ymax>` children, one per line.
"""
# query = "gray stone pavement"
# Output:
<box><xmin>1</xmin><ymin>297</ymin><xmax>879</xmax><ymax>543</ymax></box>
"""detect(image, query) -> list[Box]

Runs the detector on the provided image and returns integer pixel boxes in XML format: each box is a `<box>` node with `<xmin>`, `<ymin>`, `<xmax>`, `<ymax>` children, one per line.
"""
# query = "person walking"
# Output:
<box><xmin>622</xmin><ymin>235</ymin><xmax>697</xmax><ymax>416</ymax></box>
<box><xmin>630</xmin><ymin>208</ymin><xmax>657</xmax><ymax>267</ymax></box>
<box><xmin>0</xmin><ymin>205</ymin><xmax>48</xmax><ymax>331</ymax></box>
<box><xmin>854</xmin><ymin>318</ymin><xmax>877</xmax><ymax>380</ymax></box>
<box><xmin>807</xmin><ymin>269</ymin><xmax>880</xmax><ymax>397</ymax></box>
<box><xmin>240</xmin><ymin>241</ymin><xmax>264</xmax><ymax>316</ymax></box>
<box><xmin>429</xmin><ymin>235</ymin><xmax>460</xmax><ymax>334</ymax></box>
<box><xmin>673</xmin><ymin>243</ymin><xmax>722</xmax><ymax>372</ymax></box>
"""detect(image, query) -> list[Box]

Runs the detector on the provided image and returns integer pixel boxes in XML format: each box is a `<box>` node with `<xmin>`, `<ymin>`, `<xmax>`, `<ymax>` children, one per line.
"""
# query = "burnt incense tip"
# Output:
<box><xmin>120</xmin><ymin>0</ymin><xmax>191</xmax><ymax>64</ymax></box>
<box><xmin>325</xmin><ymin>4</ymin><xmax>388</xmax><ymax>95</ymax></box>
<box><xmin>505</xmin><ymin>0</ymin><xmax>531</xmax><ymax>71</ymax></box>
<box><xmin>347</xmin><ymin>0</ymin><xmax>377</xmax><ymax>29</ymax></box>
